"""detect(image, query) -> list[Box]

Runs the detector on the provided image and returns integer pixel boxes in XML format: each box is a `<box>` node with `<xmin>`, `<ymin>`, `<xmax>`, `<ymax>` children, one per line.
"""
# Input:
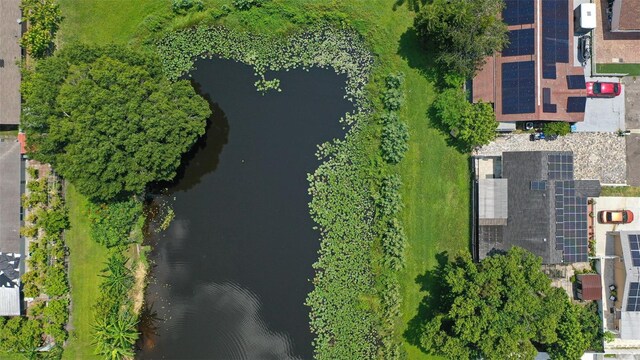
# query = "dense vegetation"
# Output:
<box><xmin>432</xmin><ymin>86</ymin><xmax>498</xmax><ymax>149</ymax></box>
<box><xmin>415</xmin><ymin>247</ymin><xmax>602</xmax><ymax>360</ymax></box>
<box><xmin>20</xmin><ymin>0</ymin><xmax>62</xmax><ymax>58</ymax></box>
<box><xmin>87</xmin><ymin>199</ymin><xmax>144</xmax><ymax>248</ymax></box>
<box><xmin>92</xmin><ymin>252</ymin><xmax>139</xmax><ymax>358</ymax></box>
<box><xmin>543</xmin><ymin>121</ymin><xmax>571</xmax><ymax>137</ymax></box>
<box><xmin>414</xmin><ymin>0</ymin><xmax>508</xmax><ymax>77</ymax></box>
<box><xmin>21</xmin><ymin>44</ymin><xmax>211</xmax><ymax>202</ymax></box>
<box><xmin>2</xmin><ymin>167</ymin><xmax>70</xmax><ymax>358</ymax></box>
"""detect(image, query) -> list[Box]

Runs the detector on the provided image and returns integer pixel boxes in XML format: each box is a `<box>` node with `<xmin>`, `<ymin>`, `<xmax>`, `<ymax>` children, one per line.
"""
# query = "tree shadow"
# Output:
<box><xmin>392</xmin><ymin>0</ymin><xmax>428</xmax><ymax>12</ymax></box>
<box><xmin>403</xmin><ymin>251</ymin><xmax>451</xmax><ymax>352</ymax></box>
<box><xmin>148</xmin><ymin>79</ymin><xmax>230</xmax><ymax>194</ymax></box>
<box><xmin>397</xmin><ymin>28</ymin><xmax>440</xmax><ymax>83</ymax></box>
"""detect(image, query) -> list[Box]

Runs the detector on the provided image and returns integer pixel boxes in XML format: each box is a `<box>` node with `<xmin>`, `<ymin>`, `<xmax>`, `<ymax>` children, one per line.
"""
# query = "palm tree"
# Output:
<box><xmin>92</xmin><ymin>310</ymin><xmax>139</xmax><ymax>360</ymax></box>
<box><xmin>99</xmin><ymin>253</ymin><xmax>134</xmax><ymax>301</ymax></box>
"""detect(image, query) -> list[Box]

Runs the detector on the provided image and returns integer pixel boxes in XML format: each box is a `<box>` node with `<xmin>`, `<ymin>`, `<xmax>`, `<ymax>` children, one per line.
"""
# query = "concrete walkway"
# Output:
<box><xmin>0</xmin><ymin>0</ymin><xmax>21</xmax><ymax>125</ymax></box>
<box><xmin>625</xmin><ymin>77</ymin><xmax>640</xmax><ymax>185</ymax></box>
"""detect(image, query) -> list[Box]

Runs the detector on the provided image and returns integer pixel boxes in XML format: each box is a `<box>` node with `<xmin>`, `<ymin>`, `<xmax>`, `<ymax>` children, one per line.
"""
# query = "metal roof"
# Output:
<box><xmin>0</xmin><ymin>140</ymin><xmax>21</xmax><ymax>254</ymax></box>
<box><xmin>0</xmin><ymin>0</ymin><xmax>22</xmax><ymax>125</ymax></box>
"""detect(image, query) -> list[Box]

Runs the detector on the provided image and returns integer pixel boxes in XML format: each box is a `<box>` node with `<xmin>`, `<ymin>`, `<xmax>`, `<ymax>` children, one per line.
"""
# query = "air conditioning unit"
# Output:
<box><xmin>579</xmin><ymin>3</ymin><xmax>597</xmax><ymax>31</ymax></box>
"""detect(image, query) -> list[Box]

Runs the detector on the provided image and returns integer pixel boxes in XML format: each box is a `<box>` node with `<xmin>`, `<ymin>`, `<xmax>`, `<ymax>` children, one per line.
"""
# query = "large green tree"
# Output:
<box><xmin>22</xmin><ymin>44</ymin><xmax>211</xmax><ymax>202</ymax></box>
<box><xmin>432</xmin><ymin>87</ymin><xmax>498</xmax><ymax>149</ymax></box>
<box><xmin>418</xmin><ymin>247</ymin><xmax>598</xmax><ymax>360</ymax></box>
<box><xmin>414</xmin><ymin>0</ymin><xmax>508</xmax><ymax>77</ymax></box>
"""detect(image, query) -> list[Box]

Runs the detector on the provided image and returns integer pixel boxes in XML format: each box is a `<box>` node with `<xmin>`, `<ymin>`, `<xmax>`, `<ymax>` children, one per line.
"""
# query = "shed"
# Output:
<box><xmin>576</xmin><ymin>273</ymin><xmax>602</xmax><ymax>301</ymax></box>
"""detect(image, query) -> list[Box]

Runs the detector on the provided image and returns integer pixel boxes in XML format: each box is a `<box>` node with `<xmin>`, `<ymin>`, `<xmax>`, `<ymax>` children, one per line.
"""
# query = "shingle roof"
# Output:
<box><xmin>0</xmin><ymin>140</ymin><xmax>21</xmax><ymax>254</ymax></box>
<box><xmin>477</xmin><ymin>151</ymin><xmax>599</xmax><ymax>264</ymax></box>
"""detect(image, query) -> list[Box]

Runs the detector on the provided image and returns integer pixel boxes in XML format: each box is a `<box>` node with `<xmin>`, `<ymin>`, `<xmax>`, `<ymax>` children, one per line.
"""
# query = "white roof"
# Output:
<box><xmin>580</xmin><ymin>3</ymin><xmax>597</xmax><ymax>29</ymax></box>
<box><xmin>0</xmin><ymin>287</ymin><xmax>20</xmax><ymax>316</ymax></box>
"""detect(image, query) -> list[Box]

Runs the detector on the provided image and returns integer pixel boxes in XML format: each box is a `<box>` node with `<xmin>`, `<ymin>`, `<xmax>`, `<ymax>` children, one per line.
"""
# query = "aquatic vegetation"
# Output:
<box><xmin>156</xmin><ymin>26</ymin><xmax>411</xmax><ymax>359</ymax></box>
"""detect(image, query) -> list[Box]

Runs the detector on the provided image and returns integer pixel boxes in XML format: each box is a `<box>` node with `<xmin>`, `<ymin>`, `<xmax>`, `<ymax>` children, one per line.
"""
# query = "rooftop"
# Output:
<box><xmin>0</xmin><ymin>140</ymin><xmax>21</xmax><ymax>254</ymax></box>
<box><xmin>614</xmin><ymin>0</ymin><xmax>640</xmax><ymax>31</ymax></box>
<box><xmin>0</xmin><ymin>0</ymin><xmax>22</xmax><ymax>125</ymax></box>
<box><xmin>0</xmin><ymin>252</ymin><xmax>20</xmax><ymax>316</ymax></box>
<box><xmin>472</xmin><ymin>0</ymin><xmax>587</xmax><ymax>122</ymax></box>
<box><xmin>475</xmin><ymin>151</ymin><xmax>600</xmax><ymax>264</ymax></box>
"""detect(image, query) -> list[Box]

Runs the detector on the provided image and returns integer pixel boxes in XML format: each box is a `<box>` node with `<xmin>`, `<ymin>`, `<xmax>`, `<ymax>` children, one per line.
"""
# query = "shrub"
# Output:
<box><xmin>382</xmin><ymin>87</ymin><xmax>404</xmax><ymax>111</ymax></box>
<box><xmin>44</xmin><ymin>265</ymin><xmax>69</xmax><ymax>297</ymax></box>
<box><xmin>232</xmin><ymin>0</ymin><xmax>266</xmax><ymax>10</ymax></box>
<box><xmin>376</xmin><ymin>175</ymin><xmax>402</xmax><ymax>218</ymax></box>
<box><xmin>382</xmin><ymin>219</ymin><xmax>406</xmax><ymax>271</ymax></box>
<box><xmin>385</xmin><ymin>72</ymin><xmax>405</xmax><ymax>89</ymax></box>
<box><xmin>20</xmin><ymin>0</ymin><xmax>62</xmax><ymax>58</ymax></box>
<box><xmin>543</xmin><ymin>121</ymin><xmax>571</xmax><ymax>136</ymax></box>
<box><xmin>172</xmin><ymin>0</ymin><xmax>204</xmax><ymax>14</ymax></box>
<box><xmin>381</xmin><ymin>116</ymin><xmax>409</xmax><ymax>164</ymax></box>
<box><xmin>88</xmin><ymin>199</ymin><xmax>143</xmax><ymax>247</ymax></box>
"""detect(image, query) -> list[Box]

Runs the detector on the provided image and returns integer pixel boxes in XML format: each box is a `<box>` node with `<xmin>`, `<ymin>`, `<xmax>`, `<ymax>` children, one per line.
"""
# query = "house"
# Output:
<box><xmin>0</xmin><ymin>140</ymin><xmax>24</xmax><ymax>316</ymax></box>
<box><xmin>472</xmin><ymin>0</ymin><xmax>588</xmax><ymax>125</ymax></box>
<box><xmin>473</xmin><ymin>151</ymin><xmax>600</xmax><ymax>264</ymax></box>
<box><xmin>611</xmin><ymin>0</ymin><xmax>640</xmax><ymax>32</ymax></box>
<box><xmin>604</xmin><ymin>231</ymin><xmax>640</xmax><ymax>340</ymax></box>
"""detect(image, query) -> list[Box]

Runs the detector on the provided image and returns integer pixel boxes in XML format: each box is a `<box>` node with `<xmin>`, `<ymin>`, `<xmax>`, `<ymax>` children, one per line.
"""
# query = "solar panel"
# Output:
<box><xmin>531</xmin><ymin>180</ymin><xmax>547</xmax><ymax>190</ymax></box>
<box><xmin>627</xmin><ymin>282</ymin><xmax>640</xmax><ymax>311</ymax></box>
<box><xmin>567</xmin><ymin>75</ymin><xmax>586</xmax><ymax>89</ymax></box>
<box><xmin>504</xmin><ymin>29</ymin><xmax>535</xmax><ymax>57</ymax></box>
<box><xmin>550</xmin><ymin>154</ymin><xmax>588</xmax><ymax>262</ymax></box>
<box><xmin>502</xmin><ymin>61</ymin><xmax>536</xmax><ymax>114</ymax></box>
<box><xmin>503</xmin><ymin>0</ymin><xmax>535</xmax><ymax>26</ymax></box>
<box><xmin>542</xmin><ymin>0</ymin><xmax>570</xmax><ymax>79</ymax></box>
<box><xmin>629</xmin><ymin>234</ymin><xmax>640</xmax><ymax>266</ymax></box>
<box><xmin>567</xmin><ymin>97</ymin><xmax>587</xmax><ymax>113</ymax></box>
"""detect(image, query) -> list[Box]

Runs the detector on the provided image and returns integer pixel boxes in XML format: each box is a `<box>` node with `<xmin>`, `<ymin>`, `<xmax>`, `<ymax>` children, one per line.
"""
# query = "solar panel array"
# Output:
<box><xmin>554</xmin><ymin>180</ymin><xmax>588</xmax><ymax>262</ymax></box>
<box><xmin>627</xmin><ymin>282</ymin><xmax>640</xmax><ymax>311</ymax></box>
<box><xmin>567</xmin><ymin>97</ymin><xmax>587</xmax><ymax>113</ymax></box>
<box><xmin>504</xmin><ymin>29</ymin><xmax>535</xmax><ymax>57</ymax></box>
<box><xmin>530</xmin><ymin>181</ymin><xmax>547</xmax><ymax>190</ymax></box>
<box><xmin>567</xmin><ymin>75</ymin><xmax>587</xmax><ymax>89</ymax></box>
<box><xmin>502</xmin><ymin>61</ymin><xmax>536</xmax><ymax>114</ymax></box>
<box><xmin>542</xmin><ymin>0</ymin><xmax>569</xmax><ymax>79</ymax></box>
<box><xmin>548</xmin><ymin>154</ymin><xmax>573</xmax><ymax>180</ymax></box>
<box><xmin>503</xmin><ymin>0</ymin><xmax>535</xmax><ymax>26</ymax></box>
<box><xmin>629</xmin><ymin>234</ymin><xmax>640</xmax><ymax>266</ymax></box>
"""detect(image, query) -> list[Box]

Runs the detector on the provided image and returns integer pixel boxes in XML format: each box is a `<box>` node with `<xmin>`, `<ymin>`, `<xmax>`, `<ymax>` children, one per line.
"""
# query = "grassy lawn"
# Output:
<box><xmin>601</xmin><ymin>186</ymin><xmax>640</xmax><ymax>197</ymax></box>
<box><xmin>63</xmin><ymin>184</ymin><xmax>106</xmax><ymax>360</ymax></box>
<box><xmin>596</xmin><ymin>63</ymin><xmax>640</xmax><ymax>76</ymax></box>
<box><xmin>56</xmin><ymin>1</ymin><xmax>469</xmax><ymax>358</ymax></box>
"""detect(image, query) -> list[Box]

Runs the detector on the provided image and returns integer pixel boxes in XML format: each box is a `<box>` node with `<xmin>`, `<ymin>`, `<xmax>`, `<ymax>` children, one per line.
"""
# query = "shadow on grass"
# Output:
<box><xmin>403</xmin><ymin>251</ymin><xmax>451</xmax><ymax>353</ymax></box>
<box><xmin>392</xmin><ymin>0</ymin><xmax>428</xmax><ymax>12</ymax></box>
<box><xmin>397</xmin><ymin>28</ymin><xmax>440</xmax><ymax>84</ymax></box>
<box><xmin>426</xmin><ymin>104</ymin><xmax>474</xmax><ymax>154</ymax></box>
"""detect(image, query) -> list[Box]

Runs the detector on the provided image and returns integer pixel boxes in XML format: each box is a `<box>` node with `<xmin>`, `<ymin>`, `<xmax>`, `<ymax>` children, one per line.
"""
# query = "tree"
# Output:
<box><xmin>432</xmin><ymin>88</ymin><xmax>498</xmax><ymax>149</ymax></box>
<box><xmin>548</xmin><ymin>303</ymin><xmax>589</xmax><ymax>360</ymax></box>
<box><xmin>543</xmin><ymin>122</ymin><xmax>571</xmax><ymax>137</ymax></box>
<box><xmin>414</xmin><ymin>0</ymin><xmax>508</xmax><ymax>77</ymax></box>
<box><xmin>92</xmin><ymin>310</ymin><xmax>139</xmax><ymax>360</ymax></box>
<box><xmin>418</xmin><ymin>247</ymin><xmax>575</xmax><ymax>360</ymax></box>
<box><xmin>0</xmin><ymin>317</ymin><xmax>43</xmax><ymax>356</ymax></box>
<box><xmin>20</xmin><ymin>0</ymin><xmax>63</xmax><ymax>58</ymax></box>
<box><xmin>22</xmin><ymin>44</ymin><xmax>211</xmax><ymax>202</ymax></box>
<box><xmin>99</xmin><ymin>253</ymin><xmax>134</xmax><ymax>301</ymax></box>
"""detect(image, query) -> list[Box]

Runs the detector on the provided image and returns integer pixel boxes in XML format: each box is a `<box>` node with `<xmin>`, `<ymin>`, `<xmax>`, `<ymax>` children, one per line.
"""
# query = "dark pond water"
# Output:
<box><xmin>138</xmin><ymin>58</ymin><xmax>352</xmax><ymax>360</ymax></box>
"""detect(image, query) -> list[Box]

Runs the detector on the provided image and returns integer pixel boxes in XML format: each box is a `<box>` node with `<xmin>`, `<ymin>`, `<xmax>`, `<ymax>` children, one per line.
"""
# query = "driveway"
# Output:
<box><xmin>624</xmin><ymin>77</ymin><xmax>640</xmax><ymax>185</ymax></box>
<box><xmin>593</xmin><ymin>197</ymin><xmax>640</xmax><ymax>256</ymax></box>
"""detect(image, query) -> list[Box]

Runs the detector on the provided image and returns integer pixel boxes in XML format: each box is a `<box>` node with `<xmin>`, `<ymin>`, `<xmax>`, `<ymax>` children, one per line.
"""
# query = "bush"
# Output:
<box><xmin>376</xmin><ymin>175</ymin><xmax>402</xmax><ymax>218</ymax></box>
<box><xmin>381</xmin><ymin>116</ymin><xmax>409</xmax><ymax>164</ymax></box>
<box><xmin>88</xmin><ymin>199</ymin><xmax>143</xmax><ymax>247</ymax></box>
<box><xmin>543</xmin><ymin>121</ymin><xmax>571</xmax><ymax>136</ymax></box>
<box><xmin>44</xmin><ymin>265</ymin><xmax>69</xmax><ymax>297</ymax></box>
<box><xmin>232</xmin><ymin>0</ymin><xmax>266</xmax><ymax>10</ymax></box>
<box><xmin>172</xmin><ymin>0</ymin><xmax>204</xmax><ymax>14</ymax></box>
<box><xmin>20</xmin><ymin>0</ymin><xmax>62</xmax><ymax>58</ymax></box>
<box><xmin>382</xmin><ymin>219</ymin><xmax>406</xmax><ymax>271</ymax></box>
<box><xmin>382</xmin><ymin>87</ymin><xmax>404</xmax><ymax>111</ymax></box>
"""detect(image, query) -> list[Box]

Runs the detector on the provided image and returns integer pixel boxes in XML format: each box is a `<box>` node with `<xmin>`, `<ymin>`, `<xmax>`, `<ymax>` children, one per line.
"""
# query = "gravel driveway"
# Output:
<box><xmin>474</xmin><ymin>133</ymin><xmax>626</xmax><ymax>184</ymax></box>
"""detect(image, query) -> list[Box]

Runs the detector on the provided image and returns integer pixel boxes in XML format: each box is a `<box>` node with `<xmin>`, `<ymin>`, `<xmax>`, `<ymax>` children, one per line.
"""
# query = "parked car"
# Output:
<box><xmin>586</xmin><ymin>81</ymin><xmax>622</xmax><ymax>97</ymax></box>
<box><xmin>598</xmin><ymin>210</ymin><xmax>634</xmax><ymax>224</ymax></box>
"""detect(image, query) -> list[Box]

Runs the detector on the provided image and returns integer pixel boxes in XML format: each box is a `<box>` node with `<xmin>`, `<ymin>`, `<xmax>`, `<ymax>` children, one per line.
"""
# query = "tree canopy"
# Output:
<box><xmin>417</xmin><ymin>247</ymin><xmax>601</xmax><ymax>360</ymax></box>
<box><xmin>432</xmin><ymin>87</ymin><xmax>498</xmax><ymax>149</ymax></box>
<box><xmin>414</xmin><ymin>0</ymin><xmax>508</xmax><ymax>77</ymax></box>
<box><xmin>22</xmin><ymin>44</ymin><xmax>211</xmax><ymax>201</ymax></box>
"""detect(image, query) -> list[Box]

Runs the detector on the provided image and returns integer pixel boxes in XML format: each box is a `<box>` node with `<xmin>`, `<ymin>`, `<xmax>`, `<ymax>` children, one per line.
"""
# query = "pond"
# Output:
<box><xmin>139</xmin><ymin>58</ymin><xmax>352</xmax><ymax>359</ymax></box>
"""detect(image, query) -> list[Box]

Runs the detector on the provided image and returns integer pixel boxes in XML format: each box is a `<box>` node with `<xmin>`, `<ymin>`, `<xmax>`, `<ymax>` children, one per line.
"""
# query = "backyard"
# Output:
<box><xmin>56</xmin><ymin>0</ymin><xmax>470</xmax><ymax>358</ymax></box>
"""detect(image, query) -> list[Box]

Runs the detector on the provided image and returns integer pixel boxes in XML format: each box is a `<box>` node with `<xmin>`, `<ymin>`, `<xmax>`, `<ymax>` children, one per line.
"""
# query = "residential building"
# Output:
<box><xmin>611</xmin><ymin>0</ymin><xmax>640</xmax><ymax>32</ymax></box>
<box><xmin>473</xmin><ymin>151</ymin><xmax>600</xmax><ymax>264</ymax></box>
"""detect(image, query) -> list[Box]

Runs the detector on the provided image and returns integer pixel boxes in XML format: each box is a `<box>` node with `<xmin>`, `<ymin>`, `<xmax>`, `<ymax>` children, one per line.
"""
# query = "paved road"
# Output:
<box><xmin>625</xmin><ymin>77</ymin><xmax>640</xmax><ymax>185</ymax></box>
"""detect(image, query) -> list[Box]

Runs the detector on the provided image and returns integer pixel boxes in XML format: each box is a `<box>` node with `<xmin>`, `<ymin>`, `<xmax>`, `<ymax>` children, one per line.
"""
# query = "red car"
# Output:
<box><xmin>598</xmin><ymin>210</ymin><xmax>634</xmax><ymax>224</ymax></box>
<box><xmin>586</xmin><ymin>81</ymin><xmax>622</xmax><ymax>97</ymax></box>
